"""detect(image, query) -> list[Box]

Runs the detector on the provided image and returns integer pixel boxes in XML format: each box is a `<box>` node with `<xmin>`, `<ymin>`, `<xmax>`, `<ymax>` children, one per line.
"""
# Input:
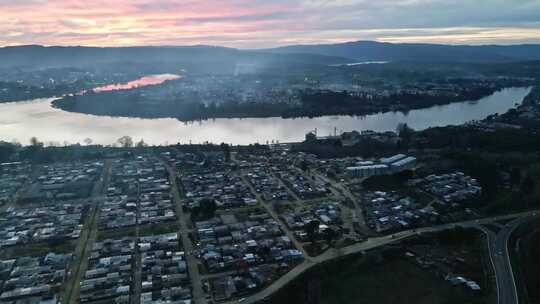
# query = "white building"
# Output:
<box><xmin>390</xmin><ymin>156</ymin><xmax>417</xmax><ymax>171</ymax></box>
<box><xmin>380</xmin><ymin>154</ymin><xmax>407</xmax><ymax>165</ymax></box>
<box><xmin>346</xmin><ymin>164</ymin><xmax>390</xmax><ymax>178</ymax></box>
<box><xmin>347</xmin><ymin>154</ymin><xmax>416</xmax><ymax>178</ymax></box>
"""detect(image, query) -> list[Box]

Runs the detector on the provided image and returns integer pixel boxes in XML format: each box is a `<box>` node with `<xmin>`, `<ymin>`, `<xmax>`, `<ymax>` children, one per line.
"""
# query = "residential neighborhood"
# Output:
<box><xmin>0</xmin><ymin>143</ymin><xmax>530</xmax><ymax>304</ymax></box>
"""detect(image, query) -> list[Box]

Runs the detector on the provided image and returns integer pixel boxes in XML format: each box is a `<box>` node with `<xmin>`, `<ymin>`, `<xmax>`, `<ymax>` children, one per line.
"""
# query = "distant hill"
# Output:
<box><xmin>0</xmin><ymin>45</ymin><xmax>351</xmax><ymax>70</ymax></box>
<box><xmin>2</xmin><ymin>41</ymin><xmax>540</xmax><ymax>71</ymax></box>
<box><xmin>264</xmin><ymin>41</ymin><xmax>540</xmax><ymax>63</ymax></box>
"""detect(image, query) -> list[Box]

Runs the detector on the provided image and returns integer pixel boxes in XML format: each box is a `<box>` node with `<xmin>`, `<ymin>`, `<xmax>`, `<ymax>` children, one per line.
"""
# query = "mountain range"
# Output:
<box><xmin>2</xmin><ymin>41</ymin><xmax>540</xmax><ymax>70</ymax></box>
<box><xmin>264</xmin><ymin>40</ymin><xmax>540</xmax><ymax>63</ymax></box>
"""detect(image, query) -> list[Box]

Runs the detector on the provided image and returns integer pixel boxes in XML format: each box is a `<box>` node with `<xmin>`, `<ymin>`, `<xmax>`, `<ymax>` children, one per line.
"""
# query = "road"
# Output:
<box><xmin>64</xmin><ymin>160</ymin><xmax>112</xmax><ymax>304</ymax></box>
<box><xmin>311</xmin><ymin>171</ymin><xmax>368</xmax><ymax>232</ymax></box>
<box><xmin>163</xmin><ymin>153</ymin><xmax>534</xmax><ymax>304</ymax></box>
<box><xmin>239</xmin><ymin>174</ymin><xmax>309</xmax><ymax>258</ymax></box>
<box><xmin>222</xmin><ymin>210</ymin><xmax>540</xmax><ymax>304</ymax></box>
<box><xmin>132</xmin><ymin>177</ymin><xmax>142</xmax><ymax>304</ymax></box>
<box><xmin>291</xmin><ymin>168</ymin><xmax>367</xmax><ymax>241</ymax></box>
<box><xmin>165</xmin><ymin>163</ymin><xmax>207</xmax><ymax>304</ymax></box>
<box><xmin>478</xmin><ymin>213</ymin><xmax>539</xmax><ymax>304</ymax></box>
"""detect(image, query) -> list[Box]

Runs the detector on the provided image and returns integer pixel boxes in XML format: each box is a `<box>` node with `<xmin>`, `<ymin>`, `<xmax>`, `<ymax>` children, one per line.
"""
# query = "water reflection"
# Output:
<box><xmin>92</xmin><ymin>74</ymin><xmax>181</xmax><ymax>92</ymax></box>
<box><xmin>0</xmin><ymin>87</ymin><xmax>531</xmax><ymax>146</ymax></box>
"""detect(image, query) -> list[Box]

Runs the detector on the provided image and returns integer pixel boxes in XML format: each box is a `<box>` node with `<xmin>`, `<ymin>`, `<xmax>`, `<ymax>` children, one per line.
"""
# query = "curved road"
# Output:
<box><xmin>479</xmin><ymin>213</ymin><xmax>539</xmax><ymax>304</ymax></box>
<box><xmin>224</xmin><ymin>210</ymin><xmax>540</xmax><ymax>304</ymax></box>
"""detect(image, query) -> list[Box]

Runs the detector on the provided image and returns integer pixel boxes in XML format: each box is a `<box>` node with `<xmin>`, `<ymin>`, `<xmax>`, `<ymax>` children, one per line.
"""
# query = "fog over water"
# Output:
<box><xmin>0</xmin><ymin>87</ymin><xmax>530</xmax><ymax>146</ymax></box>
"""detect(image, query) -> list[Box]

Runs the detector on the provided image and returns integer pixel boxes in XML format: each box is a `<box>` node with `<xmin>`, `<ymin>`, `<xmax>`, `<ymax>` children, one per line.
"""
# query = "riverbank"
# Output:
<box><xmin>52</xmin><ymin>85</ymin><xmax>504</xmax><ymax>122</ymax></box>
<box><xmin>0</xmin><ymin>87</ymin><xmax>530</xmax><ymax>146</ymax></box>
<box><xmin>0</xmin><ymin>74</ymin><xmax>182</xmax><ymax>104</ymax></box>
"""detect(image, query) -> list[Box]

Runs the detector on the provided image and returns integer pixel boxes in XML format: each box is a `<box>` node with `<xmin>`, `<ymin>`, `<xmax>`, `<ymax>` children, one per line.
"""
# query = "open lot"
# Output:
<box><xmin>269</xmin><ymin>227</ymin><xmax>494</xmax><ymax>304</ymax></box>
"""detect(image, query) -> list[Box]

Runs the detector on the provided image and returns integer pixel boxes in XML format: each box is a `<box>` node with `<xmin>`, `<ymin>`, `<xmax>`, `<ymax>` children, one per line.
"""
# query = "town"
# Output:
<box><xmin>5</xmin><ymin>81</ymin><xmax>540</xmax><ymax>303</ymax></box>
<box><xmin>3</xmin><ymin>131</ymin><xmax>537</xmax><ymax>304</ymax></box>
<box><xmin>3</xmin><ymin>2</ymin><xmax>540</xmax><ymax>303</ymax></box>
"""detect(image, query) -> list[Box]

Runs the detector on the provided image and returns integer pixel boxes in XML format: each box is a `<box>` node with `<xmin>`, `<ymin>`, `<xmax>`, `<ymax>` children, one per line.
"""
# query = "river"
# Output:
<box><xmin>0</xmin><ymin>87</ymin><xmax>531</xmax><ymax>146</ymax></box>
<box><xmin>92</xmin><ymin>74</ymin><xmax>181</xmax><ymax>93</ymax></box>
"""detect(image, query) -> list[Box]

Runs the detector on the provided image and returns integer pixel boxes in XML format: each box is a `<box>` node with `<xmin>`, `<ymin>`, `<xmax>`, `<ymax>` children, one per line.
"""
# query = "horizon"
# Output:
<box><xmin>3</xmin><ymin>39</ymin><xmax>540</xmax><ymax>50</ymax></box>
<box><xmin>2</xmin><ymin>1</ymin><xmax>540</xmax><ymax>48</ymax></box>
<box><xmin>1</xmin><ymin>2</ymin><xmax>540</xmax><ymax>303</ymax></box>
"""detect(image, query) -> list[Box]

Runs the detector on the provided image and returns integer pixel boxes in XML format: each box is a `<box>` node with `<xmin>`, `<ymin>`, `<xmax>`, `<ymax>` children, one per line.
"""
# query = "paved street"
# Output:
<box><xmin>166</xmin><ymin>163</ymin><xmax>207</xmax><ymax>304</ymax></box>
<box><xmin>239</xmin><ymin>174</ymin><xmax>309</xmax><ymax>257</ymax></box>
<box><xmin>478</xmin><ymin>213</ymin><xmax>539</xmax><ymax>304</ymax></box>
<box><xmin>158</xmin><ymin>153</ymin><xmax>539</xmax><ymax>304</ymax></box>
<box><xmin>222</xmin><ymin>210</ymin><xmax>540</xmax><ymax>304</ymax></box>
<box><xmin>311</xmin><ymin>171</ymin><xmax>369</xmax><ymax>233</ymax></box>
<box><xmin>64</xmin><ymin>160</ymin><xmax>112</xmax><ymax>304</ymax></box>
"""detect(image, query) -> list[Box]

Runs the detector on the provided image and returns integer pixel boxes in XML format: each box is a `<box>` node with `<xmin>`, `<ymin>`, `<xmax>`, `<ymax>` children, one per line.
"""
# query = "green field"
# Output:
<box><xmin>270</xmin><ymin>249</ymin><xmax>489</xmax><ymax>304</ymax></box>
<box><xmin>319</xmin><ymin>258</ymin><xmax>478</xmax><ymax>304</ymax></box>
<box><xmin>0</xmin><ymin>240</ymin><xmax>75</xmax><ymax>258</ymax></box>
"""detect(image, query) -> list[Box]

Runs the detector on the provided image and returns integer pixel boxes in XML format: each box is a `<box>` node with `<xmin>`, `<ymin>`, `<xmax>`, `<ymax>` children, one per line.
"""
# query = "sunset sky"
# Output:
<box><xmin>1</xmin><ymin>0</ymin><xmax>540</xmax><ymax>48</ymax></box>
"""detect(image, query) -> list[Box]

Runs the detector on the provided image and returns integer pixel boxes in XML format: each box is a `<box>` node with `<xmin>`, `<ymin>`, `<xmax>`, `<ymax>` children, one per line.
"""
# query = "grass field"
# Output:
<box><xmin>270</xmin><ymin>247</ymin><xmax>489</xmax><ymax>304</ymax></box>
<box><xmin>97</xmin><ymin>226</ymin><xmax>136</xmax><ymax>240</ymax></box>
<box><xmin>515</xmin><ymin>224</ymin><xmax>540</xmax><ymax>304</ymax></box>
<box><xmin>319</xmin><ymin>258</ymin><xmax>474</xmax><ymax>304</ymax></box>
<box><xmin>0</xmin><ymin>240</ymin><xmax>76</xmax><ymax>259</ymax></box>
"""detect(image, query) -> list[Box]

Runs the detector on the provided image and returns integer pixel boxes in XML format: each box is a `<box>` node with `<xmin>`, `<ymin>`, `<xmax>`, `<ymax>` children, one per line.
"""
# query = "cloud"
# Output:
<box><xmin>0</xmin><ymin>0</ymin><xmax>539</xmax><ymax>47</ymax></box>
<box><xmin>62</xmin><ymin>18</ymin><xmax>98</xmax><ymax>28</ymax></box>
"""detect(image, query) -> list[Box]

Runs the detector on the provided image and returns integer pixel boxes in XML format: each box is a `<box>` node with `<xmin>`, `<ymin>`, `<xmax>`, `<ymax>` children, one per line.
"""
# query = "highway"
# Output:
<box><xmin>169</xmin><ymin>152</ymin><xmax>536</xmax><ymax>304</ymax></box>
<box><xmin>478</xmin><ymin>213</ymin><xmax>539</xmax><ymax>304</ymax></box>
<box><xmin>223</xmin><ymin>210</ymin><xmax>540</xmax><ymax>304</ymax></box>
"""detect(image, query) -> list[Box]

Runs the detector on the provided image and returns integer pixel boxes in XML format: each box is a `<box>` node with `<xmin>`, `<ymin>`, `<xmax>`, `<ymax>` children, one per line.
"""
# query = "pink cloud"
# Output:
<box><xmin>0</xmin><ymin>0</ymin><xmax>305</xmax><ymax>47</ymax></box>
<box><xmin>0</xmin><ymin>0</ymin><xmax>539</xmax><ymax>47</ymax></box>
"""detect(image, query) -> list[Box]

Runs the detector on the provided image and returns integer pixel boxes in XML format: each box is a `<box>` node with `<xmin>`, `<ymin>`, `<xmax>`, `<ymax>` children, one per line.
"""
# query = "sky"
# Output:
<box><xmin>1</xmin><ymin>0</ymin><xmax>540</xmax><ymax>48</ymax></box>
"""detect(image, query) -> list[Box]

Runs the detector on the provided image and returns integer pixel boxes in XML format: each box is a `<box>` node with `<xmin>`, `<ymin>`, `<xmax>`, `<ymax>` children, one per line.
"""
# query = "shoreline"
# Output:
<box><xmin>50</xmin><ymin>87</ymin><xmax>519</xmax><ymax>123</ymax></box>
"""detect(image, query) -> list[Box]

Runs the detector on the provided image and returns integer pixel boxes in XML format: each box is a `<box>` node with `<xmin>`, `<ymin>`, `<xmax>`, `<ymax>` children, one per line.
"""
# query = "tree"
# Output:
<box><xmin>510</xmin><ymin>167</ymin><xmax>521</xmax><ymax>186</ymax></box>
<box><xmin>84</xmin><ymin>138</ymin><xmax>93</xmax><ymax>146</ymax></box>
<box><xmin>450</xmin><ymin>153</ymin><xmax>498</xmax><ymax>202</ymax></box>
<box><xmin>30</xmin><ymin>136</ymin><xmax>43</xmax><ymax>147</ymax></box>
<box><xmin>117</xmin><ymin>136</ymin><xmax>134</xmax><ymax>148</ymax></box>
<box><xmin>199</xmin><ymin>198</ymin><xmax>217</xmax><ymax>219</ymax></box>
<box><xmin>190</xmin><ymin>206</ymin><xmax>201</xmax><ymax>221</ymax></box>
<box><xmin>396</xmin><ymin>169</ymin><xmax>414</xmax><ymax>182</ymax></box>
<box><xmin>521</xmin><ymin>175</ymin><xmax>536</xmax><ymax>195</ymax></box>
<box><xmin>0</xmin><ymin>142</ymin><xmax>16</xmax><ymax>162</ymax></box>
<box><xmin>259</xmin><ymin>244</ymin><xmax>271</xmax><ymax>258</ymax></box>
<box><xmin>136</xmin><ymin>139</ymin><xmax>147</xmax><ymax>148</ymax></box>
<box><xmin>304</xmin><ymin>220</ymin><xmax>320</xmax><ymax>244</ymax></box>
<box><xmin>220</xmin><ymin>143</ymin><xmax>231</xmax><ymax>162</ymax></box>
<box><xmin>299</xmin><ymin>160</ymin><xmax>309</xmax><ymax>172</ymax></box>
<box><xmin>323</xmin><ymin>227</ymin><xmax>338</xmax><ymax>247</ymax></box>
<box><xmin>396</xmin><ymin>122</ymin><xmax>415</xmax><ymax>148</ymax></box>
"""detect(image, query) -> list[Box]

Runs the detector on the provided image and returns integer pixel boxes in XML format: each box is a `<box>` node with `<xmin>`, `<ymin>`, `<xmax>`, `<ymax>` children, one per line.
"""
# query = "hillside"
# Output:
<box><xmin>3</xmin><ymin>41</ymin><xmax>540</xmax><ymax>71</ymax></box>
<box><xmin>265</xmin><ymin>41</ymin><xmax>540</xmax><ymax>63</ymax></box>
<box><xmin>0</xmin><ymin>45</ymin><xmax>351</xmax><ymax>70</ymax></box>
